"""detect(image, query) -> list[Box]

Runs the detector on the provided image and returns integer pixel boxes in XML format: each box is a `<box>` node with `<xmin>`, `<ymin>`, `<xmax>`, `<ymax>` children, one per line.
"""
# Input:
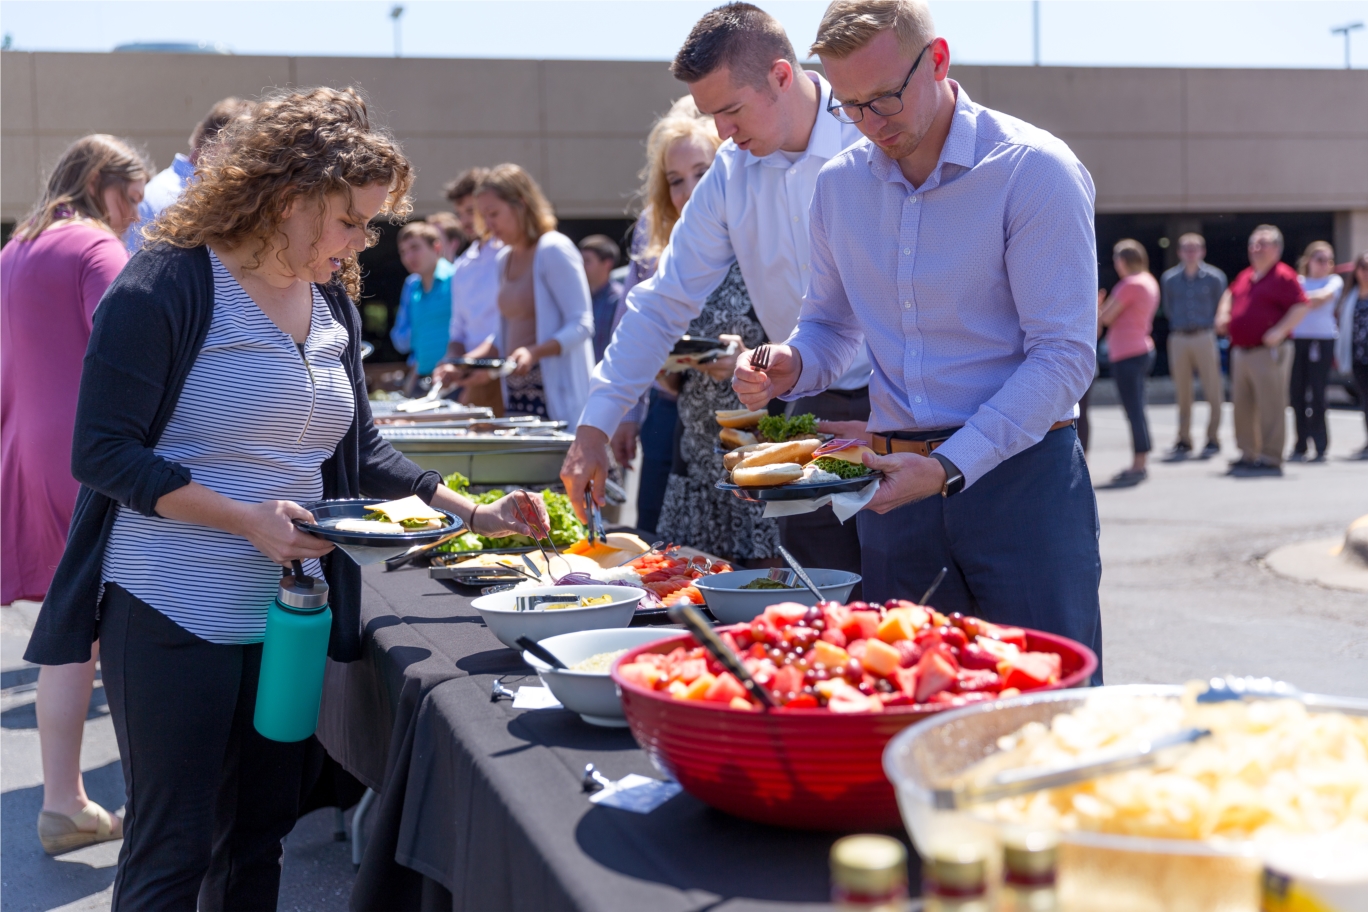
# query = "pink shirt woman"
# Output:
<box><xmin>1105</xmin><ymin>272</ymin><xmax>1160</xmax><ymax>362</ymax></box>
<box><xmin>2</xmin><ymin>222</ymin><xmax>128</xmax><ymax>602</ymax></box>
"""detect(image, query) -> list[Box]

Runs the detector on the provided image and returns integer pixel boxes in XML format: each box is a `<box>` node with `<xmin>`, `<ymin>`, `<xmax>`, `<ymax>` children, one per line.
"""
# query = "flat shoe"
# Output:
<box><xmin>38</xmin><ymin>802</ymin><xmax>123</xmax><ymax>855</ymax></box>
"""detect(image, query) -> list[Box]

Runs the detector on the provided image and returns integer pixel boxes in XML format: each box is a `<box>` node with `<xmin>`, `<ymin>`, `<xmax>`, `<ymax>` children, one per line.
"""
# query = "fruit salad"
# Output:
<box><xmin>617</xmin><ymin>600</ymin><xmax>1064</xmax><ymax>712</ymax></box>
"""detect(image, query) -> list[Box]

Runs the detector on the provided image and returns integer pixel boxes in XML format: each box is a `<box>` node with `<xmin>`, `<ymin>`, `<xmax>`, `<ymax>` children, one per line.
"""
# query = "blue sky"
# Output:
<box><xmin>2</xmin><ymin>0</ymin><xmax>1366</xmax><ymax>68</ymax></box>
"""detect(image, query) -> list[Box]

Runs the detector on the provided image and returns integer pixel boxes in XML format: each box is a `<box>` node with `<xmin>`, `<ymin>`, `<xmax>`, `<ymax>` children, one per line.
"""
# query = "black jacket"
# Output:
<box><xmin>23</xmin><ymin>244</ymin><xmax>441</xmax><ymax>666</ymax></box>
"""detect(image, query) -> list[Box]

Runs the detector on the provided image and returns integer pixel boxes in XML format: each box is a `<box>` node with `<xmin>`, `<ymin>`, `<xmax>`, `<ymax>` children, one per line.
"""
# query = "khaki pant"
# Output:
<box><xmin>1230</xmin><ymin>342</ymin><xmax>1292</xmax><ymax>466</ymax></box>
<box><xmin>1167</xmin><ymin>329</ymin><xmax>1224</xmax><ymax>447</ymax></box>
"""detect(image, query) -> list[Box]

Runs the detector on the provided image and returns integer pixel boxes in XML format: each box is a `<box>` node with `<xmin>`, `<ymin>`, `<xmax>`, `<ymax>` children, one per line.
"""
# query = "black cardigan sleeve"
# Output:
<box><xmin>70</xmin><ymin>247</ymin><xmax>208</xmax><ymax>515</ymax></box>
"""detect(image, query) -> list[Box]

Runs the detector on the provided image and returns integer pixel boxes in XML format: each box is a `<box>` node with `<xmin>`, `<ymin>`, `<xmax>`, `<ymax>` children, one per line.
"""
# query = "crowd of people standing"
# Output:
<box><xmin>3</xmin><ymin>1</ymin><xmax>1368</xmax><ymax>907</ymax></box>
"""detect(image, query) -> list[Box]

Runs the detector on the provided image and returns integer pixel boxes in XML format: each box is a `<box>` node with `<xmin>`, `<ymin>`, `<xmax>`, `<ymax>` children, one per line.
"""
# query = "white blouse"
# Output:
<box><xmin>102</xmin><ymin>252</ymin><xmax>355</xmax><ymax>643</ymax></box>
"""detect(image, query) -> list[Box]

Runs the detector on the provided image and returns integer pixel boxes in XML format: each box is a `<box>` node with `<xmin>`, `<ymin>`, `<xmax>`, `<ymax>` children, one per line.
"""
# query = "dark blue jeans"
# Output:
<box><xmin>1111</xmin><ymin>350</ymin><xmax>1155</xmax><ymax>455</ymax></box>
<box><xmin>857</xmin><ymin>426</ymin><xmax>1103</xmax><ymax>683</ymax></box>
<box><xmin>634</xmin><ymin>389</ymin><xmax>678</xmax><ymax>536</ymax></box>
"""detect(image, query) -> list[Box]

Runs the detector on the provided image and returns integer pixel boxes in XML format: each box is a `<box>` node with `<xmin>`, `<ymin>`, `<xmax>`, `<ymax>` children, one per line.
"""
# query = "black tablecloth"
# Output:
<box><xmin>317</xmin><ymin>563</ymin><xmax>918</xmax><ymax>911</ymax></box>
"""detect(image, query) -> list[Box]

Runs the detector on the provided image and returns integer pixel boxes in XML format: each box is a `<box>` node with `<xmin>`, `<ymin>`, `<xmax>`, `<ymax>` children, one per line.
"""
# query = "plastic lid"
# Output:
<box><xmin>278</xmin><ymin>563</ymin><xmax>329</xmax><ymax>610</ymax></box>
<box><xmin>830</xmin><ymin>835</ymin><xmax>907</xmax><ymax>895</ymax></box>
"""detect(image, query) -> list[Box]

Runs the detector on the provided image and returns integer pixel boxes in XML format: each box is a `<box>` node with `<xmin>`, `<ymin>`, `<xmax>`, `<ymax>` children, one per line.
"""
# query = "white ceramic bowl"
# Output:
<box><xmin>693</xmin><ymin>569</ymin><xmax>861</xmax><ymax>624</ymax></box>
<box><xmin>471</xmin><ymin>585</ymin><xmax>645</xmax><ymax>649</ymax></box>
<box><xmin>522</xmin><ymin>627</ymin><xmax>681</xmax><ymax>727</ymax></box>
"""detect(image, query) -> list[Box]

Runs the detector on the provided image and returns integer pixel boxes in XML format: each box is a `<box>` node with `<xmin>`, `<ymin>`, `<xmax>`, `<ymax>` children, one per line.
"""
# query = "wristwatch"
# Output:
<box><xmin>929</xmin><ymin>452</ymin><xmax>965</xmax><ymax>497</ymax></box>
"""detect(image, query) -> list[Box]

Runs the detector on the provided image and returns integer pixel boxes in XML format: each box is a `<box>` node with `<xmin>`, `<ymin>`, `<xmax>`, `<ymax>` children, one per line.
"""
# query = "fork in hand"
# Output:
<box><xmin>750</xmin><ymin>344</ymin><xmax>773</xmax><ymax>372</ymax></box>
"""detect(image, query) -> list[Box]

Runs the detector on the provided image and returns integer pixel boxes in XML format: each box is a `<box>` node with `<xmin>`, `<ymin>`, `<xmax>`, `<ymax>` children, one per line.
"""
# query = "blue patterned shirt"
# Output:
<box><xmin>785</xmin><ymin>84</ymin><xmax>1097</xmax><ymax>488</ymax></box>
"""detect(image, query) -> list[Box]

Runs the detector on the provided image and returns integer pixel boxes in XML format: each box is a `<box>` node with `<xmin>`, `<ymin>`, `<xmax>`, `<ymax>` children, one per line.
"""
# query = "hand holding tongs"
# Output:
<box><xmin>514</xmin><ymin>490</ymin><xmax>565</xmax><ymax>573</ymax></box>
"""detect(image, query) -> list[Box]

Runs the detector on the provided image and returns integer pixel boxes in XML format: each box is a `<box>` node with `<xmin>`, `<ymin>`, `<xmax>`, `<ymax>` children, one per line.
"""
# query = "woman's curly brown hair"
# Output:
<box><xmin>143</xmin><ymin>86</ymin><xmax>412</xmax><ymax>300</ymax></box>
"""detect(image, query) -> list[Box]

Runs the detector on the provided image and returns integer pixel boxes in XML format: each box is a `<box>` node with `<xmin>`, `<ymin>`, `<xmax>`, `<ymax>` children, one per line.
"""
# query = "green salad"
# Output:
<box><xmin>757</xmin><ymin>412</ymin><xmax>817</xmax><ymax>442</ymax></box>
<box><xmin>810</xmin><ymin>456</ymin><xmax>871</xmax><ymax>479</ymax></box>
<box><xmin>435</xmin><ymin>472</ymin><xmax>585</xmax><ymax>553</ymax></box>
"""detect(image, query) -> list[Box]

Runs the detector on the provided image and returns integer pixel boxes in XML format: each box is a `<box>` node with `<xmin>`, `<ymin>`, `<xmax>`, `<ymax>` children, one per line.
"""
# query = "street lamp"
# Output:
<box><xmin>1331</xmin><ymin>21</ymin><xmax>1363</xmax><ymax>69</ymax></box>
<box><xmin>390</xmin><ymin>4</ymin><xmax>404</xmax><ymax>58</ymax></box>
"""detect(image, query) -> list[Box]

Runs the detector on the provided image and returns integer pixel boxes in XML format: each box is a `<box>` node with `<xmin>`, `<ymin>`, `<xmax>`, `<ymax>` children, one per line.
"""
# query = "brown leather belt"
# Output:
<box><xmin>871</xmin><ymin>419</ymin><xmax>1077</xmax><ymax>457</ymax></box>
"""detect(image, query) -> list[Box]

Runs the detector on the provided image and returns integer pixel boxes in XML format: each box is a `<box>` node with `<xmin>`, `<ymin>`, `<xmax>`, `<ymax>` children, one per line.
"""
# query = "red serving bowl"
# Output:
<box><xmin>613</xmin><ymin>626</ymin><xmax>1097</xmax><ymax>831</ymax></box>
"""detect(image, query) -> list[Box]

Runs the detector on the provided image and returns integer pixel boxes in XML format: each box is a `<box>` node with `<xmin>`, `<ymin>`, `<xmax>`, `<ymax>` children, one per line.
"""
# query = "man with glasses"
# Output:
<box><xmin>732</xmin><ymin>0</ymin><xmax>1102</xmax><ymax>675</ymax></box>
<box><xmin>1214</xmin><ymin>225</ymin><xmax>1309</xmax><ymax>476</ymax></box>
<box><xmin>562</xmin><ymin>2</ymin><xmax>871</xmax><ymax>575</ymax></box>
<box><xmin>1160</xmin><ymin>233</ymin><xmax>1227</xmax><ymax>459</ymax></box>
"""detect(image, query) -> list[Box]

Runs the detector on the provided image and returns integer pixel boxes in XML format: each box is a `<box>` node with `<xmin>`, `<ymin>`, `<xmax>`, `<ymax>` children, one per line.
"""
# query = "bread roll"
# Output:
<box><xmin>723</xmin><ymin>441</ymin><xmax>782</xmax><ymax>471</ymax></box>
<box><xmin>735</xmin><ymin>438</ymin><xmax>822</xmax><ymax>470</ymax></box>
<box><xmin>733</xmin><ymin>462</ymin><xmax>805</xmax><ymax>487</ymax></box>
<box><xmin>715</xmin><ymin>408</ymin><xmax>767</xmax><ymax>429</ymax></box>
<box><xmin>719</xmin><ymin>428</ymin><xmax>759</xmax><ymax>449</ymax></box>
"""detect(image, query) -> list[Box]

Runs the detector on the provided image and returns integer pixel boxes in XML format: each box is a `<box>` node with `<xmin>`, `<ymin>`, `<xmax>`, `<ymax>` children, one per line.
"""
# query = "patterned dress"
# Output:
<box><xmin>656</xmin><ymin>263</ymin><xmax>780</xmax><ymax>562</ymax></box>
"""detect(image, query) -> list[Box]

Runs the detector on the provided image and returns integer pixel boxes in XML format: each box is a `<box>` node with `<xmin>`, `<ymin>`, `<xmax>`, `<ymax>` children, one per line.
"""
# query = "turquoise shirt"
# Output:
<box><xmin>390</xmin><ymin>258</ymin><xmax>454</xmax><ymax>375</ymax></box>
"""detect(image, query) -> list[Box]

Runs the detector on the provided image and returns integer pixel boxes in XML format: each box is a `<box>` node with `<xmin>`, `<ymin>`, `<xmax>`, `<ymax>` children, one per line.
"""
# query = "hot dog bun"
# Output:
<box><xmin>735</xmin><ymin>438</ymin><xmax>822</xmax><ymax>470</ymax></box>
<box><xmin>715</xmin><ymin>408</ymin><xmax>767</xmax><ymax>429</ymax></box>
<box><xmin>723</xmin><ymin>441</ymin><xmax>782</xmax><ymax>471</ymax></box>
<box><xmin>732</xmin><ymin>462</ymin><xmax>804</xmax><ymax>487</ymax></box>
<box><xmin>719</xmin><ymin>428</ymin><xmax>759</xmax><ymax>450</ymax></box>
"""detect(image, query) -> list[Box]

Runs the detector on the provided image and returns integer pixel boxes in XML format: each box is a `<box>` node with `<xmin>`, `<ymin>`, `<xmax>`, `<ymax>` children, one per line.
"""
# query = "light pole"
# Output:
<box><xmin>390</xmin><ymin>4</ymin><xmax>404</xmax><ymax>58</ymax></box>
<box><xmin>1033</xmin><ymin>0</ymin><xmax>1040</xmax><ymax>66</ymax></box>
<box><xmin>1331</xmin><ymin>21</ymin><xmax>1363</xmax><ymax>69</ymax></box>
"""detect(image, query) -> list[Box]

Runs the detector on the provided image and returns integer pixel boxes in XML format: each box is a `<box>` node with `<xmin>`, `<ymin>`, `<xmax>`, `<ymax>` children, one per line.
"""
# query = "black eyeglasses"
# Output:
<box><xmin>827</xmin><ymin>42</ymin><xmax>933</xmax><ymax>124</ymax></box>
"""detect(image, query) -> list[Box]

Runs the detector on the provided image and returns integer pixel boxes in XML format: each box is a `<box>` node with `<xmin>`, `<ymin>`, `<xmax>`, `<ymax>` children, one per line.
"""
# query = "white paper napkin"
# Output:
<box><xmin>761</xmin><ymin>478</ymin><xmax>879</xmax><ymax>523</ymax></box>
<box><xmin>511</xmin><ymin>685</ymin><xmax>563</xmax><ymax>710</ymax></box>
<box><xmin>332</xmin><ymin>542</ymin><xmax>420</xmax><ymax>566</ymax></box>
<box><xmin>589</xmin><ymin>775</ymin><xmax>683</xmax><ymax>813</ymax></box>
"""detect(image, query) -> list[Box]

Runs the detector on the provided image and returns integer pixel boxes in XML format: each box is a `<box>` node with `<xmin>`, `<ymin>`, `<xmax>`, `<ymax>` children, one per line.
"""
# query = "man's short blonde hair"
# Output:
<box><xmin>810</xmin><ymin>0</ymin><xmax>935</xmax><ymax>59</ymax></box>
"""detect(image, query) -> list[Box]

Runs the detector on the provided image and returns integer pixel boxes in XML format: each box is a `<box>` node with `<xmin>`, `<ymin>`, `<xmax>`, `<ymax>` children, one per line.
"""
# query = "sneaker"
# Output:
<box><xmin>1200</xmin><ymin>441</ymin><xmax>1221</xmax><ymax>459</ymax></box>
<box><xmin>1107</xmin><ymin>468</ymin><xmax>1148</xmax><ymax>487</ymax></box>
<box><xmin>1288</xmin><ymin>451</ymin><xmax>1307</xmax><ymax>463</ymax></box>
<box><xmin>1310</xmin><ymin>452</ymin><xmax>1327</xmax><ymax>463</ymax></box>
<box><xmin>1227</xmin><ymin>458</ymin><xmax>1259</xmax><ymax>473</ymax></box>
<box><xmin>1164</xmin><ymin>442</ymin><xmax>1192</xmax><ymax>460</ymax></box>
<box><xmin>1228</xmin><ymin>459</ymin><xmax>1282</xmax><ymax>477</ymax></box>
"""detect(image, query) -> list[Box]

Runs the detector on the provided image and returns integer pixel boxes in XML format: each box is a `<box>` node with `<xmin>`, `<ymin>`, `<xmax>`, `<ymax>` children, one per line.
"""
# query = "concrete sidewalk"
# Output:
<box><xmin>3</xmin><ymin>401</ymin><xmax>1366</xmax><ymax>911</ymax></box>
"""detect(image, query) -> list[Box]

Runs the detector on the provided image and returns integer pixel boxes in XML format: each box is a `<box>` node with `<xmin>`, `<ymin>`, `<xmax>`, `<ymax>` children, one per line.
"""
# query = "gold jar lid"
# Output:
<box><xmin>925</xmin><ymin>847</ymin><xmax>987</xmax><ymax>897</ymax></box>
<box><xmin>1004</xmin><ymin>834</ymin><xmax>1058</xmax><ymax>886</ymax></box>
<box><xmin>830</xmin><ymin>835</ymin><xmax>908</xmax><ymax>896</ymax></box>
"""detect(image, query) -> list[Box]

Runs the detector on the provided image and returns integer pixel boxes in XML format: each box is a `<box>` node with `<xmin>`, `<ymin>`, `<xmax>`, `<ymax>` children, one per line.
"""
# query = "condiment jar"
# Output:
<box><xmin>924</xmin><ymin>848</ymin><xmax>990</xmax><ymax>912</ymax></box>
<box><xmin>830</xmin><ymin>834</ymin><xmax>910</xmax><ymax>912</ymax></box>
<box><xmin>998</xmin><ymin>836</ymin><xmax>1058</xmax><ymax>912</ymax></box>
<box><xmin>253</xmin><ymin>561</ymin><xmax>332</xmax><ymax>742</ymax></box>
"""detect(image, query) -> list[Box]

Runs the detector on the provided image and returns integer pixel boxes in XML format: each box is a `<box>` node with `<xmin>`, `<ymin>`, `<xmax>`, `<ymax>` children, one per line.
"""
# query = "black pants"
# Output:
<box><xmin>1111</xmin><ymin>351</ymin><xmax>1154</xmax><ymax>455</ymax></box>
<box><xmin>779</xmin><ymin>388</ymin><xmax>869</xmax><ymax>598</ymax></box>
<box><xmin>635</xmin><ymin>389</ymin><xmax>678</xmax><ymax>535</ymax></box>
<box><xmin>858</xmin><ymin>427</ymin><xmax>1103</xmax><ymax>684</ymax></box>
<box><xmin>99</xmin><ymin>584</ymin><xmax>307</xmax><ymax>911</ymax></box>
<box><xmin>1357</xmin><ymin>362</ymin><xmax>1368</xmax><ymax>440</ymax></box>
<box><xmin>1289</xmin><ymin>338</ymin><xmax>1332</xmax><ymax>456</ymax></box>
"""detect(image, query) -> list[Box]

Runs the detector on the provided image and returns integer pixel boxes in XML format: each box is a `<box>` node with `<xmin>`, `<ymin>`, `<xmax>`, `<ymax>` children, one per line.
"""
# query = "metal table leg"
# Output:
<box><xmin>351</xmin><ymin>787</ymin><xmax>377</xmax><ymax>871</ymax></box>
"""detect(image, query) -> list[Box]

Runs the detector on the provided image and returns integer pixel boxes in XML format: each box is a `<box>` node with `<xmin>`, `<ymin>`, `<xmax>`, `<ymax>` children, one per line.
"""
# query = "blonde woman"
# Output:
<box><xmin>22</xmin><ymin>89</ymin><xmax>545</xmax><ymax>908</ymax></box>
<box><xmin>1289</xmin><ymin>241</ymin><xmax>1343</xmax><ymax>460</ymax></box>
<box><xmin>473</xmin><ymin>164</ymin><xmax>594</xmax><ymax>424</ymax></box>
<box><xmin>2</xmin><ymin>134</ymin><xmax>149</xmax><ymax>854</ymax></box>
<box><xmin>629</xmin><ymin>97</ymin><xmax>780</xmax><ymax>563</ymax></box>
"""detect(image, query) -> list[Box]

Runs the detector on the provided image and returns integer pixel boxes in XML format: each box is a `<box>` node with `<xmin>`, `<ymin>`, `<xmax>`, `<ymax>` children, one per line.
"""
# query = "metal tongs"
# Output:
<box><xmin>583</xmin><ymin>485</ymin><xmax>606</xmax><ymax>546</ymax></box>
<box><xmin>932</xmin><ymin>726</ymin><xmax>1213</xmax><ymax>810</ymax></box>
<box><xmin>513</xmin><ymin>490</ymin><xmax>566</xmax><ymax>574</ymax></box>
<box><xmin>395</xmin><ymin>379</ymin><xmax>451</xmax><ymax>413</ymax></box>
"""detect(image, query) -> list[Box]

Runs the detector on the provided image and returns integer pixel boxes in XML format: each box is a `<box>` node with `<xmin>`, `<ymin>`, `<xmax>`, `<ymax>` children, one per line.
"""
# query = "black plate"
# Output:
<box><xmin>670</xmin><ymin>335</ymin><xmax>723</xmax><ymax>355</ymax></box>
<box><xmin>715</xmin><ymin>472</ymin><xmax>881</xmax><ymax>502</ymax></box>
<box><xmin>295</xmin><ymin>499</ymin><xmax>464</xmax><ymax>547</ymax></box>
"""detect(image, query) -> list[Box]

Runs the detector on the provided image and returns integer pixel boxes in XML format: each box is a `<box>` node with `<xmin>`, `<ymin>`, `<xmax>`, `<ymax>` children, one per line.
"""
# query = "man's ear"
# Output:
<box><xmin>771</xmin><ymin>58</ymin><xmax>794</xmax><ymax>93</ymax></box>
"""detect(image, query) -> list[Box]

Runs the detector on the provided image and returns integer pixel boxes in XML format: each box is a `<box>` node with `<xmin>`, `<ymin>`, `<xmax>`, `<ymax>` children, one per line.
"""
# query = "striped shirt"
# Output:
<box><xmin>102</xmin><ymin>252</ymin><xmax>355</xmax><ymax>643</ymax></box>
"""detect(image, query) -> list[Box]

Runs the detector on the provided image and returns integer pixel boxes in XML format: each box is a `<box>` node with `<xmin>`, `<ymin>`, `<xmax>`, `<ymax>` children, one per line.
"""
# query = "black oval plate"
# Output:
<box><xmin>294</xmin><ymin>499</ymin><xmax>465</xmax><ymax>547</ymax></box>
<box><xmin>715</xmin><ymin>472</ymin><xmax>881</xmax><ymax>502</ymax></box>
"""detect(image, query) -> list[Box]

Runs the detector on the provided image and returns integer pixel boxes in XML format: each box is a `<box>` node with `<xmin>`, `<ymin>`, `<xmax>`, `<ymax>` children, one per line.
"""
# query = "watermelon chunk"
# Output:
<box><xmin>913</xmin><ymin>649</ymin><xmax>958</xmax><ymax>702</ymax></box>
<box><xmin>1000</xmin><ymin>651</ymin><xmax>1061</xmax><ymax>691</ymax></box>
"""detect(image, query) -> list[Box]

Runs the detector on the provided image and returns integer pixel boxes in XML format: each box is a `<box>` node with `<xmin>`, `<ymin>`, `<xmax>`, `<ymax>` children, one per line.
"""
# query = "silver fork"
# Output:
<box><xmin>750</xmin><ymin>344</ymin><xmax>773</xmax><ymax>372</ymax></box>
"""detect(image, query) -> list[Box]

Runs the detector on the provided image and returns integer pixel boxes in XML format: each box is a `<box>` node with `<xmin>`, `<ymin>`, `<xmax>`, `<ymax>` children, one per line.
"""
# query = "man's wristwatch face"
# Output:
<box><xmin>931</xmin><ymin>452</ymin><xmax>965</xmax><ymax>497</ymax></box>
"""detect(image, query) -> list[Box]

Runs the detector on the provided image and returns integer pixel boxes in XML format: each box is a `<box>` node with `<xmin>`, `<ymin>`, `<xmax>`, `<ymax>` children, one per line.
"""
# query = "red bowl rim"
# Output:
<box><xmin>611</xmin><ymin>624</ymin><xmax>1098</xmax><ymax>717</ymax></box>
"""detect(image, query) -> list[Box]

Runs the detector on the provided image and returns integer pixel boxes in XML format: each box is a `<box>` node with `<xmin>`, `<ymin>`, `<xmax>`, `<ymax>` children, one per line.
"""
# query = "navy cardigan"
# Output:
<box><xmin>23</xmin><ymin>244</ymin><xmax>442</xmax><ymax>666</ymax></box>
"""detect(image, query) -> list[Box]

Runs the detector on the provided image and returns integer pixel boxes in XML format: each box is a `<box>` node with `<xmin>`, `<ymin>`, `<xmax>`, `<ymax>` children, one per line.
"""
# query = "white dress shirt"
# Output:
<box><xmin>786</xmin><ymin>83</ymin><xmax>1097</xmax><ymax>489</ymax></box>
<box><xmin>447</xmin><ymin>238</ymin><xmax>504</xmax><ymax>351</ymax></box>
<box><xmin>126</xmin><ymin>153</ymin><xmax>195</xmax><ymax>253</ymax></box>
<box><xmin>579</xmin><ymin>71</ymin><xmax>870</xmax><ymax>436</ymax></box>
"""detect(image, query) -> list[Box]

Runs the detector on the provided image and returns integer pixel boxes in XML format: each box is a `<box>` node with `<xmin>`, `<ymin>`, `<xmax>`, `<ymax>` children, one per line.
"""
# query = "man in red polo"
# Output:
<box><xmin>1215</xmin><ymin>224</ymin><xmax>1309</xmax><ymax>475</ymax></box>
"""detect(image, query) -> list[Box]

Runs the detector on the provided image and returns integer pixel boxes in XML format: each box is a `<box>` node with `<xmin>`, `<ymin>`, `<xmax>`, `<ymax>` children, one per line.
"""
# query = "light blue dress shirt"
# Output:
<box><xmin>126</xmin><ymin>153</ymin><xmax>195</xmax><ymax>253</ymax></box>
<box><xmin>786</xmin><ymin>83</ymin><xmax>1097</xmax><ymax>489</ymax></box>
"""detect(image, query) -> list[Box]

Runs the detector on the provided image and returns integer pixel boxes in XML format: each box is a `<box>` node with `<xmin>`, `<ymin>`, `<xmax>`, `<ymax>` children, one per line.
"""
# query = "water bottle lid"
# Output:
<box><xmin>278</xmin><ymin>561</ymin><xmax>329</xmax><ymax>610</ymax></box>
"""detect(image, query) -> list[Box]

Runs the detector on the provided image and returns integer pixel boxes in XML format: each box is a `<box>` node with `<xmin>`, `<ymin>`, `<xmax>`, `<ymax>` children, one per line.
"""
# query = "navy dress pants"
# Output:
<box><xmin>857</xmin><ymin>426</ymin><xmax>1103</xmax><ymax>683</ymax></box>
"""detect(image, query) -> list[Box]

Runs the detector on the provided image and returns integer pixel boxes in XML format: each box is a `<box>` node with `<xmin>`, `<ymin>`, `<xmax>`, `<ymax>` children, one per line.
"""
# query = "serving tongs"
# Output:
<box><xmin>514</xmin><ymin>490</ymin><xmax>567</xmax><ymax>575</ymax></box>
<box><xmin>582</xmin><ymin>485</ymin><xmax>606</xmax><ymax>546</ymax></box>
<box><xmin>932</xmin><ymin>726</ymin><xmax>1213</xmax><ymax>810</ymax></box>
<box><xmin>395</xmin><ymin>379</ymin><xmax>452</xmax><ymax>413</ymax></box>
<box><xmin>667</xmin><ymin>602</ymin><xmax>775</xmax><ymax>708</ymax></box>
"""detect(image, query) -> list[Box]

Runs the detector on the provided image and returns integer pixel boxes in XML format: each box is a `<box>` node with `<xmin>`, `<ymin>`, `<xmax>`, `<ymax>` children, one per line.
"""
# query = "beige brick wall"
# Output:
<box><xmin>4</xmin><ymin>51</ymin><xmax>1366</xmax><ymax>223</ymax></box>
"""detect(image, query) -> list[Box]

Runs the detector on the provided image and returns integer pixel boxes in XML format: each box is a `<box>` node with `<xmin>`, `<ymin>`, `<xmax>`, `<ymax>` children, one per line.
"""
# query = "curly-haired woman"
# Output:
<box><xmin>21</xmin><ymin>87</ymin><xmax>547</xmax><ymax>910</ymax></box>
<box><xmin>3</xmin><ymin>134</ymin><xmax>149</xmax><ymax>855</ymax></box>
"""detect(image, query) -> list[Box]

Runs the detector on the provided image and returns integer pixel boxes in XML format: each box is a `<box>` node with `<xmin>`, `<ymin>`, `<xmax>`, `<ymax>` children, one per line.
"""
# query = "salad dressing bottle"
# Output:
<box><xmin>998</xmin><ymin>837</ymin><xmax>1059</xmax><ymax>912</ymax></box>
<box><xmin>830</xmin><ymin>834</ymin><xmax>911</xmax><ymax>912</ymax></box>
<box><xmin>924</xmin><ymin>850</ymin><xmax>991</xmax><ymax>912</ymax></box>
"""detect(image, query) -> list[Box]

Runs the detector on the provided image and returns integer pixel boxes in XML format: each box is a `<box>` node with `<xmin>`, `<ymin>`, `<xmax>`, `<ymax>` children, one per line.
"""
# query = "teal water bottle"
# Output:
<box><xmin>254</xmin><ymin>561</ymin><xmax>332</xmax><ymax>742</ymax></box>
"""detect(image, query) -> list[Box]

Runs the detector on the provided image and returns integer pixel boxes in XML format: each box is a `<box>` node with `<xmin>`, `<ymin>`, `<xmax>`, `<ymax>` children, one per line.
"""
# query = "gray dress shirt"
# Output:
<box><xmin>1160</xmin><ymin>262</ymin><xmax>1228</xmax><ymax>332</ymax></box>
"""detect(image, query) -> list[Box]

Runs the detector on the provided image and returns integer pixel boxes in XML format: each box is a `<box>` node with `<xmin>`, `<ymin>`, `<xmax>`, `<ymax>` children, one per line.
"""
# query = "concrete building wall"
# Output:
<box><xmin>4</xmin><ymin>51</ymin><xmax>1367</xmax><ymax>250</ymax></box>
